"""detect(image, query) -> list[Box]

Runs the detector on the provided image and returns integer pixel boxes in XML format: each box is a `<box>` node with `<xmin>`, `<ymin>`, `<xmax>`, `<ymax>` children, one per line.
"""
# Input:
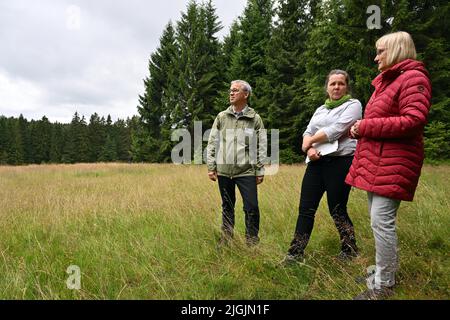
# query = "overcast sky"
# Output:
<box><xmin>0</xmin><ymin>0</ymin><xmax>247</xmax><ymax>123</ymax></box>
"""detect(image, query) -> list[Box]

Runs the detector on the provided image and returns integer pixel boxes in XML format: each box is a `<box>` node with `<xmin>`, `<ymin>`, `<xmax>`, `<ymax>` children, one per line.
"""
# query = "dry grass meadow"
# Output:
<box><xmin>0</xmin><ymin>163</ymin><xmax>448</xmax><ymax>299</ymax></box>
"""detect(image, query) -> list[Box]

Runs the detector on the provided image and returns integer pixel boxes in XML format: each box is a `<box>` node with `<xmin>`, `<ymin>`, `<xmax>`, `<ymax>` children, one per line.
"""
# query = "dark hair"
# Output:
<box><xmin>324</xmin><ymin>70</ymin><xmax>351</xmax><ymax>94</ymax></box>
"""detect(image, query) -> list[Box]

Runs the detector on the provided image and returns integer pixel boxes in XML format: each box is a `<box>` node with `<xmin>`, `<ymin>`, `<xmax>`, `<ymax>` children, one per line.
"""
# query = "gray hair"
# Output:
<box><xmin>231</xmin><ymin>80</ymin><xmax>252</xmax><ymax>95</ymax></box>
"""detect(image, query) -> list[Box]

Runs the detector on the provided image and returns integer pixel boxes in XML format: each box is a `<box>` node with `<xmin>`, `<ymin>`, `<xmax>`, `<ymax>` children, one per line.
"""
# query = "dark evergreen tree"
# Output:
<box><xmin>227</xmin><ymin>0</ymin><xmax>274</xmax><ymax>118</ymax></box>
<box><xmin>383</xmin><ymin>0</ymin><xmax>450</xmax><ymax>158</ymax></box>
<box><xmin>134</xmin><ymin>22</ymin><xmax>178</xmax><ymax>162</ymax></box>
<box><xmin>99</xmin><ymin>134</ymin><xmax>117</xmax><ymax>162</ymax></box>
<box><xmin>156</xmin><ymin>0</ymin><xmax>224</xmax><ymax>162</ymax></box>
<box><xmin>1</xmin><ymin>0</ymin><xmax>448</xmax><ymax>163</ymax></box>
<box><xmin>213</xmin><ymin>21</ymin><xmax>242</xmax><ymax>115</ymax></box>
<box><xmin>113</xmin><ymin>119</ymin><xmax>131</xmax><ymax>162</ymax></box>
<box><xmin>50</xmin><ymin>122</ymin><xmax>64</xmax><ymax>163</ymax></box>
<box><xmin>263</xmin><ymin>0</ymin><xmax>318</xmax><ymax>162</ymax></box>
<box><xmin>16</xmin><ymin>115</ymin><xmax>28</xmax><ymax>164</ymax></box>
<box><xmin>76</xmin><ymin>115</ymin><xmax>89</xmax><ymax>162</ymax></box>
<box><xmin>61</xmin><ymin>112</ymin><xmax>89</xmax><ymax>163</ymax></box>
<box><xmin>173</xmin><ymin>0</ymin><xmax>223</xmax><ymax>129</ymax></box>
<box><xmin>88</xmin><ymin>113</ymin><xmax>106</xmax><ymax>162</ymax></box>
<box><xmin>7</xmin><ymin>116</ymin><xmax>27</xmax><ymax>165</ymax></box>
<box><xmin>0</xmin><ymin>116</ymin><xmax>9</xmax><ymax>164</ymax></box>
<box><xmin>29</xmin><ymin>116</ymin><xmax>52</xmax><ymax>163</ymax></box>
<box><xmin>130</xmin><ymin>115</ymin><xmax>153</xmax><ymax>162</ymax></box>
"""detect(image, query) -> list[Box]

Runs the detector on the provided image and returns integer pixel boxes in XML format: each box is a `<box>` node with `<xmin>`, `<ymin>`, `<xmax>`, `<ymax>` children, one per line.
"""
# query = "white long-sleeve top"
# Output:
<box><xmin>303</xmin><ymin>99</ymin><xmax>362</xmax><ymax>156</ymax></box>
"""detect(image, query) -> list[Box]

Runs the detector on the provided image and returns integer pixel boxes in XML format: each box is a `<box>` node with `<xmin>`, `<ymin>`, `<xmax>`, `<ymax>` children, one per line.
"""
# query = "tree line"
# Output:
<box><xmin>0</xmin><ymin>113</ymin><xmax>136</xmax><ymax>165</ymax></box>
<box><xmin>134</xmin><ymin>0</ymin><xmax>450</xmax><ymax>163</ymax></box>
<box><xmin>1</xmin><ymin>0</ymin><xmax>449</xmax><ymax>165</ymax></box>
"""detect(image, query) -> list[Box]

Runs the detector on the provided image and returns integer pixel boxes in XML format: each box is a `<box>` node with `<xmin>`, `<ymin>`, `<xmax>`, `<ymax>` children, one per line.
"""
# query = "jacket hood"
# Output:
<box><xmin>225</xmin><ymin>105</ymin><xmax>256</xmax><ymax>118</ymax></box>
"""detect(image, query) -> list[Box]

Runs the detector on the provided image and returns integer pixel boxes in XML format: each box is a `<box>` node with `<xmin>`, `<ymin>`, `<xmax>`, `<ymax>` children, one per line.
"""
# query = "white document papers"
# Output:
<box><xmin>305</xmin><ymin>140</ymin><xmax>338</xmax><ymax>164</ymax></box>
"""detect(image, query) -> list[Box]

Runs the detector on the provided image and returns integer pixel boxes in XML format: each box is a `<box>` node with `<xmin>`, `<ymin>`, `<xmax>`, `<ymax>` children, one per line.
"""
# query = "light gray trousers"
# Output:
<box><xmin>366</xmin><ymin>192</ymin><xmax>401</xmax><ymax>289</ymax></box>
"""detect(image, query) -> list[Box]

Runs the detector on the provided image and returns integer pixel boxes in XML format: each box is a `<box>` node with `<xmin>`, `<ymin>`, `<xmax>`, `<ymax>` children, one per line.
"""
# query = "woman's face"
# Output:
<box><xmin>326</xmin><ymin>74</ymin><xmax>348</xmax><ymax>101</ymax></box>
<box><xmin>375</xmin><ymin>46</ymin><xmax>388</xmax><ymax>71</ymax></box>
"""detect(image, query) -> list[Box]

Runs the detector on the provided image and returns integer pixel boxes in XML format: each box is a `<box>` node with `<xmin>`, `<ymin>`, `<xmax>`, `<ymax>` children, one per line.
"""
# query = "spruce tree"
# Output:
<box><xmin>29</xmin><ymin>116</ymin><xmax>52</xmax><ymax>164</ymax></box>
<box><xmin>227</xmin><ymin>0</ymin><xmax>274</xmax><ymax>118</ymax></box>
<box><xmin>88</xmin><ymin>113</ymin><xmax>106</xmax><ymax>162</ymax></box>
<box><xmin>214</xmin><ymin>21</ymin><xmax>242</xmax><ymax>115</ymax></box>
<box><xmin>113</xmin><ymin>119</ymin><xmax>131</xmax><ymax>162</ymax></box>
<box><xmin>130</xmin><ymin>115</ymin><xmax>154</xmax><ymax>162</ymax></box>
<box><xmin>50</xmin><ymin>122</ymin><xmax>64</xmax><ymax>163</ymax></box>
<box><xmin>0</xmin><ymin>116</ymin><xmax>9</xmax><ymax>164</ymax></box>
<box><xmin>263</xmin><ymin>0</ymin><xmax>317</xmax><ymax>162</ymax></box>
<box><xmin>62</xmin><ymin>112</ymin><xmax>89</xmax><ymax>163</ymax></box>
<box><xmin>99</xmin><ymin>134</ymin><xmax>117</xmax><ymax>162</ymax></box>
<box><xmin>17</xmin><ymin>115</ymin><xmax>29</xmax><ymax>164</ymax></box>
<box><xmin>173</xmin><ymin>0</ymin><xmax>223</xmax><ymax>129</ymax></box>
<box><xmin>168</xmin><ymin>0</ymin><xmax>223</xmax><ymax>162</ymax></box>
<box><xmin>8</xmin><ymin>116</ymin><xmax>27</xmax><ymax>165</ymax></box>
<box><xmin>385</xmin><ymin>0</ymin><xmax>450</xmax><ymax>159</ymax></box>
<box><xmin>135</xmin><ymin>22</ymin><xmax>178</xmax><ymax>162</ymax></box>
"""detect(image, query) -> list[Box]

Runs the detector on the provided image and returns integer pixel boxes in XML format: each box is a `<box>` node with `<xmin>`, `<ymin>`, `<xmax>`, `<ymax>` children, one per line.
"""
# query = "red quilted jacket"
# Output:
<box><xmin>345</xmin><ymin>59</ymin><xmax>432</xmax><ymax>201</ymax></box>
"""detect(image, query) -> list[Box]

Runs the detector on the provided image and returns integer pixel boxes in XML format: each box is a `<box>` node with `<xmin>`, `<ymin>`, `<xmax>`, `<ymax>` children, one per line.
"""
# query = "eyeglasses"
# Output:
<box><xmin>376</xmin><ymin>48</ymin><xmax>386</xmax><ymax>55</ymax></box>
<box><xmin>229</xmin><ymin>89</ymin><xmax>241</xmax><ymax>94</ymax></box>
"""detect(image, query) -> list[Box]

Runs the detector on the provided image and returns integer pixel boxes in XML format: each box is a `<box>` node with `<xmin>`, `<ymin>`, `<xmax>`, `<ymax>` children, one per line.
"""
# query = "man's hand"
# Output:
<box><xmin>307</xmin><ymin>147</ymin><xmax>321</xmax><ymax>162</ymax></box>
<box><xmin>208</xmin><ymin>171</ymin><xmax>217</xmax><ymax>181</ymax></box>
<box><xmin>256</xmin><ymin>176</ymin><xmax>264</xmax><ymax>185</ymax></box>
<box><xmin>302</xmin><ymin>136</ymin><xmax>313</xmax><ymax>153</ymax></box>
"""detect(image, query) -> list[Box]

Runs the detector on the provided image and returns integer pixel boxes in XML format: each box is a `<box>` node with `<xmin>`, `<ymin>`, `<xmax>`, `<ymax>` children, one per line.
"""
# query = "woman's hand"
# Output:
<box><xmin>350</xmin><ymin>120</ymin><xmax>361</xmax><ymax>139</ymax></box>
<box><xmin>307</xmin><ymin>147</ymin><xmax>321</xmax><ymax>162</ymax></box>
<box><xmin>302</xmin><ymin>136</ymin><xmax>313</xmax><ymax>153</ymax></box>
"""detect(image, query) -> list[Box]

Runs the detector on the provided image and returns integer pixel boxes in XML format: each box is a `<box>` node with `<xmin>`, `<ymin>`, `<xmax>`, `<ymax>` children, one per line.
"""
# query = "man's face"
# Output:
<box><xmin>229</xmin><ymin>83</ymin><xmax>248</xmax><ymax>106</ymax></box>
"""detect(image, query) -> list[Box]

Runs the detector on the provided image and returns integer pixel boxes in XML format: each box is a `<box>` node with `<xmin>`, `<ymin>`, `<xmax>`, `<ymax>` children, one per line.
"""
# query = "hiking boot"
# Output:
<box><xmin>353</xmin><ymin>287</ymin><xmax>394</xmax><ymax>300</ymax></box>
<box><xmin>279</xmin><ymin>253</ymin><xmax>305</xmax><ymax>267</ymax></box>
<box><xmin>246</xmin><ymin>236</ymin><xmax>260</xmax><ymax>247</ymax></box>
<box><xmin>337</xmin><ymin>249</ymin><xmax>359</xmax><ymax>261</ymax></box>
<box><xmin>217</xmin><ymin>234</ymin><xmax>232</xmax><ymax>249</ymax></box>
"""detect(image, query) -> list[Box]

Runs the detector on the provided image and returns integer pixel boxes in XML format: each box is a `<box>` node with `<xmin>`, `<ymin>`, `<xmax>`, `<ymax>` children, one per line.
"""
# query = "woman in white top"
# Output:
<box><xmin>282</xmin><ymin>69</ymin><xmax>362</xmax><ymax>264</ymax></box>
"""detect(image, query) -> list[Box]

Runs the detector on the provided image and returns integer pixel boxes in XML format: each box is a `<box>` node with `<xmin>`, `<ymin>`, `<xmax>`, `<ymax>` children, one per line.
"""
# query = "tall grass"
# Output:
<box><xmin>0</xmin><ymin>163</ymin><xmax>448</xmax><ymax>299</ymax></box>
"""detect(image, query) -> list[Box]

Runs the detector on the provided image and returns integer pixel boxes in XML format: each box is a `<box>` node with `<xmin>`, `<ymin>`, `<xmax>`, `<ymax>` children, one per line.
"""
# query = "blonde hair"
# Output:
<box><xmin>376</xmin><ymin>31</ymin><xmax>417</xmax><ymax>68</ymax></box>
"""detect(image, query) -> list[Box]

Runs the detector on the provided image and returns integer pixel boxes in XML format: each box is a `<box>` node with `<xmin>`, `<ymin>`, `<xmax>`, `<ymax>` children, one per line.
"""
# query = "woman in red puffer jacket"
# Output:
<box><xmin>346</xmin><ymin>31</ymin><xmax>432</xmax><ymax>300</ymax></box>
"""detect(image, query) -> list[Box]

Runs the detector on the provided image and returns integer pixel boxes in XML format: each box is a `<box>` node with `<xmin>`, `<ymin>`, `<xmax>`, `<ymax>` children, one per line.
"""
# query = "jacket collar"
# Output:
<box><xmin>225</xmin><ymin>105</ymin><xmax>255</xmax><ymax>118</ymax></box>
<box><xmin>372</xmin><ymin>59</ymin><xmax>429</xmax><ymax>89</ymax></box>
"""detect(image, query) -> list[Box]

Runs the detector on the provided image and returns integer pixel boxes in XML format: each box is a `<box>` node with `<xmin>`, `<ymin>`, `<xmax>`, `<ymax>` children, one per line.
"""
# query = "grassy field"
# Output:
<box><xmin>0</xmin><ymin>163</ymin><xmax>448</xmax><ymax>300</ymax></box>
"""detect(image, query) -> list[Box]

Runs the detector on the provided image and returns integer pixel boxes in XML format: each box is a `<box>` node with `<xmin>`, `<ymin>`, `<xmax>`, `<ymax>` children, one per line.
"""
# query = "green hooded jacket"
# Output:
<box><xmin>206</xmin><ymin>106</ymin><xmax>266</xmax><ymax>178</ymax></box>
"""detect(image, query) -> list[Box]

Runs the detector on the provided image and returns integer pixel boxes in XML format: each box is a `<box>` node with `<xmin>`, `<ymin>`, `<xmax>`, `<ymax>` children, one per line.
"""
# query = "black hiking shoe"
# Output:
<box><xmin>279</xmin><ymin>253</ymin><xmax>305</xmax><ymax>267</ymax></box>
<box><xmin>337</xmin><ymin>249</ymin><xmax>359</xmax><ymax>261</ymax></box>
<box><xmin>245</xmin><ymin>236</ymin><xmax>260</xmax><ymax>247</ymax></box>
<box><xmin>217</xmin><ymin>234</ymin><xmax>232</xmax><ymax>249</ymax></box>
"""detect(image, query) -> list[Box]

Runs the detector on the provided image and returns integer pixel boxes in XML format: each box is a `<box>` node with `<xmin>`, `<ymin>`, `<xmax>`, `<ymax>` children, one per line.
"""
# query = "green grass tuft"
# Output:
<box><xmin>0</xmin><ymin>163</ymin><xmax>448</xmax><ymax>299</ymax></box>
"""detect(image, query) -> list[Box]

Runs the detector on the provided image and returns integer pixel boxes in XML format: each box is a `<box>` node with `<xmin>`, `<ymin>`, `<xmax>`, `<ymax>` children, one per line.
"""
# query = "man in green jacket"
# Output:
<box><xmin>207</xmin><ymin>80</ymin><xmax>266</xmax><ymax>246</ymax></box>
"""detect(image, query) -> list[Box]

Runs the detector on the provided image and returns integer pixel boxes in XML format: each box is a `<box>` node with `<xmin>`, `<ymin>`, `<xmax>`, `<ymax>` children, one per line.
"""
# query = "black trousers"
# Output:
<box><xmin>288</xmin><ymin>156</ymin><xmax>357</xmax><ymax>256</ymax></box>
<box><xmin>217</xmin><ymin>175</ymin><xmax>260</xmax><ymax>240</ymax></box>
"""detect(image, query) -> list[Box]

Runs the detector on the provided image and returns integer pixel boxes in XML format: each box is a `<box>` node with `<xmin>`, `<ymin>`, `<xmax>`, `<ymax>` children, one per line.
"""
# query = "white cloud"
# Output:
<box><xmin>0</xmin><ymin>0</ymin><xmax>246</xmax><ymax>123</ymax></box>
<box><xmin>0</xmin><ymin>70</ymin><xmax>45</xmax><ymax>115</ymax></box>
